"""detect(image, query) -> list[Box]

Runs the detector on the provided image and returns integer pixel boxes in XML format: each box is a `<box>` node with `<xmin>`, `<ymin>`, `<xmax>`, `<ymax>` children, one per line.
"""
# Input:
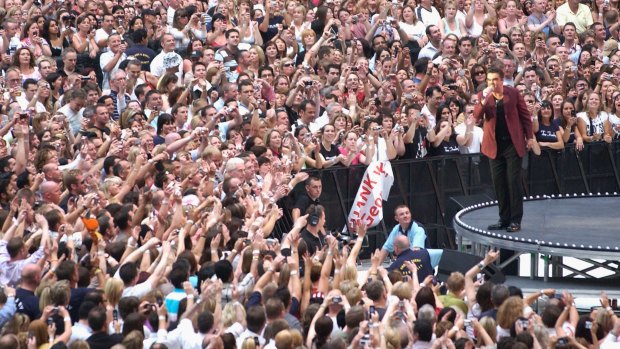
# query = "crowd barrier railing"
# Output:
<box><xmin>275</xmin><ymin>142</ymin><xmax>620</xmax><ymax>252</ymax></box>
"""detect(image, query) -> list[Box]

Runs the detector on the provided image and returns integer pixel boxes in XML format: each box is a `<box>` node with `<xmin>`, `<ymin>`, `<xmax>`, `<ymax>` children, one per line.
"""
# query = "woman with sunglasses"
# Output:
<box><xmin>471</xmin><ymin>64</ymin><xmax>487</xmax><ymax>91</ymax></box>
<box><xmin>533</xmin><ymin>100</ymin><xmax>564</xmax><ymax>150</ymax></box>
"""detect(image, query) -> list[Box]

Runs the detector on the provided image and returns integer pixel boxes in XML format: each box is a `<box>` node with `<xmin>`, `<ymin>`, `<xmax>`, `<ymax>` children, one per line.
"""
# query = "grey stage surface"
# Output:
<box><xmin>454</xmin><ymin>196</ymin><xmax>620</xmax><ymax>259</ymax></box>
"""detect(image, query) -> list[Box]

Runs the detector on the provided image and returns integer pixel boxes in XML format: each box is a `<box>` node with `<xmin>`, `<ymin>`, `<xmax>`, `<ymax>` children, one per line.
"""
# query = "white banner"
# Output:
<box><xmin>347</xmin><ymin>161</ymin><xmax>394</xmax><ymax>228</ymax></box>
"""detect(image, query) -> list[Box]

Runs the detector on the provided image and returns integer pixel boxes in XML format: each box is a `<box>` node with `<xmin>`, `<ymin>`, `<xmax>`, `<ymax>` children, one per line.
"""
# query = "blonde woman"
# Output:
<box><xmin>222</xmin><ymin>301</ymin><xmax>247</xmax><ymax>333</ymax></box>
<box><xmin>439</xmin><ymin>1</ymin><xmax>466</xmax><ymax>38</ymax></box>
<box><xmin>291</xmin><ymin>5</ymin><xmax>311</xmax><ymax>46</ymax></box>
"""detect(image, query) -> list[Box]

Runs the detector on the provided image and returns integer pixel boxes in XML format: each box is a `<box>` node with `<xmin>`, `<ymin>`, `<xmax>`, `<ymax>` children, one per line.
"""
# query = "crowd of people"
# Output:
<box><xmin>0</xmin><ymin>0</ymin><xmax>619</xmax><ymax>347</ymax></box>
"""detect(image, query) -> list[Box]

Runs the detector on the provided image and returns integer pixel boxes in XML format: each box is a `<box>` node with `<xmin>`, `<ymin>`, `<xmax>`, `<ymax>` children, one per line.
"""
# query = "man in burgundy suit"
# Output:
<box><xmin>473</xmin><ymin>67</ymin><xmax>534</xmax><ymax>232</ymax></box>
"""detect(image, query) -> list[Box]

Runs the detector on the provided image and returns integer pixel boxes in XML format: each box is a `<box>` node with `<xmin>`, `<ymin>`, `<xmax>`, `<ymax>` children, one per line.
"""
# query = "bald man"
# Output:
<box><xmin>42</xmin><ymin>163</ymin><xmax>62</xmax><ymax>183</ymax></box>
<box><xmin>40</xmin><ymin>181</ymin><xmax>61</xmax><ymax>205</ymax></box>
<box><xmin>387</xmin><ymin>235</ymin><xmax>434</xmax><ymax>282</ymax></box>
<box><xmin>15</xmin><ymin>264</ymin><xmax>42</xmax><ymax>320</ymax></box>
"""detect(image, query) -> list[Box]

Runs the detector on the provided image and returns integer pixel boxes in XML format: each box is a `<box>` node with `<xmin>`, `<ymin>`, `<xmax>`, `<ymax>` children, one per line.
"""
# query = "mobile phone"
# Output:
<box><xmin>265</xmin><ymin>238</ymin><xmax>276</xmax><ymax>246</ymax></box>
<box><xmin>520</xmin><ymin>319</ymin><xmax>528</xmax><ymax>330</ymax></box>
<box><xmin>351</xmin><ymin>66</ymin><xmax>358</xmax><ymax>72</ymax></box>
<box><xmin>113</xmin><ymin>309</ymin><xmax>118</xmax><ymax>321</ymax></box>
<box><xmin>476</xmin><ymin>273</ymin><xmax>485</xmax><ymax>284</ymax></box>
<box><xmin>585</xmin><ymin>321</ymin><xmax>592</xmax><ymax>329</ymax></box>
<box><xmin>557</xmin><ymin>337</ymin><xmax>568</xmax><ymax>345</ymax></box>
<box><xmin>464</xmin><ymin>319</ymin><xmax>471</xmax><ymax>326</ymax></box>
<box><xmin>156</xmin><ymin>297</ymin><xmax>163</xmax><ymax>306</ymax></box>
<box><xmin>47</xmin><ymin>317</ymin><xmax>54</xmax><ymax>326</ymax></box>
<box><xmin>369</xmin><ymin>305</ymin><xmax>375</xmax><ymax>315</ymax></box>
<box><xmin>332</xmin><ymin>296</ymin><xmax>342</xmax><ymax>303</ymax></box>
<box><xmin>571</xmin><ymin>110</ymin><xmax>576</xmax><ymax>117</ymax></box>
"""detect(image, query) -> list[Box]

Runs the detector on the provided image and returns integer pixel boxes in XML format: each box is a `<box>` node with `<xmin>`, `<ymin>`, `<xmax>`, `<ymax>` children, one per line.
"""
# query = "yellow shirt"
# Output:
<box><xmin>555</xmin><ymin>3</ymin><xmax>593</xmax><ymax>34</ymax></box>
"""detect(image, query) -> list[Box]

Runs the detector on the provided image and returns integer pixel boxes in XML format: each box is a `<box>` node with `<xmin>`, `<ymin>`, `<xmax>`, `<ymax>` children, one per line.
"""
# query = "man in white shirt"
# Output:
<box><xmin>416</xmin><ymin>0</ymin><xmax>441</xmax><ymax>26</ymax></box>
<box><xmin>150</xmin><ymin>34</ymin><xmax>183</xmax><ymax>80</ymax></box>
<box><xmin>455</xmin><ymin>105</ymin><xmax>483</xmax><ymax>154</ymax></box>
<box><xmin>95</xmin><ymin>14</ymin><xmax>116</xmax><ymax>51</ymax></box>
<box><xmin>418</xmin><ymin>25</ymin><xmax>442</xmax><ymax>60</ymax></box>
<box><xmin>236</xmin><ymin>306</ymin><xmax>267</xmax><ymax>348</ymax></box>
<box><xmin>420</xmin><ymin>86</ymin><xmax>442</xmax><ymax>128</ymax></box>
<box><xmin>114</xmin><ymin>238</ymin><xmax>171</xmax><ymax>298</ymax></box>
<box><xmin>58</xmin><ymin>89</ymin><xmax>87</xmax><ymax>135</ymax></box>
<box><xmin>99</xmin><ymin>34</ymin><xmax>127</xmax><ymax>91</ymax></box>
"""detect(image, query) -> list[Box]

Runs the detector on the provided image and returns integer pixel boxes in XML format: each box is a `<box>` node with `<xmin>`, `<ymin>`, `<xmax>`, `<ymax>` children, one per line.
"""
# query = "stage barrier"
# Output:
<box><xmin>275</xmin><ymin>142</ymin><xmax>620</xmax><ymax>258</ymax></box>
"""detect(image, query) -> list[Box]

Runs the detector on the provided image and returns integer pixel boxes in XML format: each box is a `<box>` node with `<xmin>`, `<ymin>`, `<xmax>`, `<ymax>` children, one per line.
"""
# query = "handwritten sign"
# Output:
<box><xmin>347</xmin><ymin>161</ymin><xmax>394</xmax><ymax>228</ymax></box>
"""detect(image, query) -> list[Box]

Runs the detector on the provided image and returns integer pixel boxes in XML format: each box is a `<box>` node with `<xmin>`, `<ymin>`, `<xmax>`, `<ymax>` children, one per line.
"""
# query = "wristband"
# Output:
<box><xmin>477</xmin><ymin>262</ymin><xmax>486</xmax><ymax>270</ymax></box>
<box><xmin>232</xmin><ymin>249</ymin><xmax>238</xmax><ymax>254</ymax></box>
<box><xmin>64</xmin><ymin>317</ymin><xmax>71</xmax><ymax>322</ymax></box>
<box><xmin>252</xmin><ymin>250</ymin><xmax>260</xmax><ymax>255</ymax></box>
<box><xmin>186</xmin><ymin>220</ymin><xmax>194</xmax><ymax>225</ymax></box>
<box><xmin>606</xmin><ymin>306</ymin><xmax>613</xmax><ymax>311</ymax></box>
<box><xmin>290</xmin><ymin>270</ymin><xmax>298</xmax><ymax>276</ymax></box>
<box><xmin>451</xmin><ymin>325</ymin><xmax>459</xmax><ymax>333</ymax></box>
<box><xmin>158</xmin><ymin>315</ymin><xmax>166</xmax><ymax>320</ymax></box>
<box><xmin>540</xmin><ymin>290</ymin><xmax>545</xmax><ymax>296</ymax></box>
<box><xmin>187</xmin><ymin>295</ymin><xmax>195</xmax><ymax>299</ymax></box>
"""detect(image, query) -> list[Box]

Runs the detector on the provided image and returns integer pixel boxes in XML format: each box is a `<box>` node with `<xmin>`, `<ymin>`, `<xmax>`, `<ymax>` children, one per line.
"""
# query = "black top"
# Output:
<box><xmin>69</xmin><ymin>287</ymin><xmax>96</xmax><ymax>323</ymax></box>
<box><xmin>320</xmin><ymin>144</ymin><xmax>341</xmax><ymax>163</ymax></box>
<box><xmin>300</xmin><ymin>228</ymin><xmax>326</xmax><ymax>255</ymax></box>
<box><xmin>15</xmin><ymin>287</ymin><xmax>41</xmax><ymax>320</ymax></box>
<box><xmin>387</xmin><ymin>248</ymin><xmax>434</xmax><ymax>281</ymax></box>
<box><xmin>494</xmin><ymin>97</ymin><xmax>511</xmax><ymax>148</ymax></box>
<box><xmin>403</xmin><ymin>127</ymin><xmax>428</xmax><ymax>159</ymax></box>
<box><xmin>86</xmin><ymin>332</ymin><xmax>123</xmax><ymax>349</ymax></box>
<box><xmin>293</xmin><ymin>192</ymin><xmax>319</xmax><ymax>217</ymax></box>
<box><xmin>429</xmin><ymin>134</ymin><xmax>460</xmax><ymax>156</ymax></box>
<box><xmin>125</xmin><ymin>44</ymin><xmax>157</xmax><ymax>71</ymax></box>
<box><xmin>536</xmin><ymin>119</ymin><xmax>560</xmax><ymax>143</ymax></box>
<box><xmin>257</xmin><ymin>15</ymin><xmax>285</xmax><ymax>43</ymax></box>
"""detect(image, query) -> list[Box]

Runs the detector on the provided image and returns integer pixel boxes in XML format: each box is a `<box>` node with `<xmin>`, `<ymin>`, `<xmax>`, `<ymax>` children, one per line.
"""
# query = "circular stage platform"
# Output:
<box><xmin>453</xmin><ymin>194</ymin><xmax>620</xmax><ymax>259</ymax></box>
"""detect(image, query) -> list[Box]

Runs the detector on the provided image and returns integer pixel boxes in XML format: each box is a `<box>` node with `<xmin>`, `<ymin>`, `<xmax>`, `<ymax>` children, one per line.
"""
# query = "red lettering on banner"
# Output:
<box><xmin>362</xmin><ymin>173</ymin><xmax>377</xmax><ymax>190</ymax></box>
<box><xmin>374</xmin><ymin>197</ymin><xmax>382</xmax><ymax>207</ymax></box>
<box><xmin>369</xmin><ymin>205</ymin><xmax>379</xmax><ymax>217</ymax></box>
<box><xmin>359</xmin><ymin>178</ymin><xmax>373</xmax><ymax>202</ymax></box>
<box><xmin>373</xmin><ymin>162</ymin><xmax>387</xmax><ymax>176</ymax></box>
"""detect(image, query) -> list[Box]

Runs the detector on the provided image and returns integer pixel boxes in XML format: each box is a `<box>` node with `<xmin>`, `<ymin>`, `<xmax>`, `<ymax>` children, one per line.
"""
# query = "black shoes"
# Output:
<box><xmin>506</xmin><ymin>222</ymin><xmax>521</xmax><ymax>232</ymax></box>
<box><xmin>488</xmin><ymin>221</ymin><xmax>521</xmax><ymax>232</ymax></box>
<box><xmin>488</xmin><ymin>221</ymin><xmax>509</xmax><ymax>230</ymax></box>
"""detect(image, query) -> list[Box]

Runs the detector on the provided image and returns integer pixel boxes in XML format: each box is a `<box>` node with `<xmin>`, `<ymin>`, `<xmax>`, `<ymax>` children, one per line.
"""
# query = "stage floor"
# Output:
<box><xmin>454</xmin><ymin>196</ymin><xmax>620</xmax><ymax>259</ymax></box>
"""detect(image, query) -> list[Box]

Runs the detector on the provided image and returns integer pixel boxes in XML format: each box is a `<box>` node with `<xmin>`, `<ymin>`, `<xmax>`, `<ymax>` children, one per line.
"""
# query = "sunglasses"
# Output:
<box><xmin>283</xmin><ymin>62</ymin><xmax>294</xmax><ymax>67</ymax></box>
<box><xmin>475</xmin><ymin>71</ymin><xmax>485</xmax><ymax>75</ymax></box>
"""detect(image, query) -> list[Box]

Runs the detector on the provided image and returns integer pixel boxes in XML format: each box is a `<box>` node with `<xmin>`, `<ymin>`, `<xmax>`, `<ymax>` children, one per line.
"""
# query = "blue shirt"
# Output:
<box><xmin>382</xmin><ymin>221</ymin><xmax>427</xmax><ymax>253</ymax></box>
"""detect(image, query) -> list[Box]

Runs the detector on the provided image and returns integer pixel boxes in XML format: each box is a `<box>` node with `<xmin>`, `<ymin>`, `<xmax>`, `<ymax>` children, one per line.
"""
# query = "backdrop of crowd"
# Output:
<box><xmin>0</xmin><ymin>0</ymin><xmax>619</xmax><ymax>348</ymax></box>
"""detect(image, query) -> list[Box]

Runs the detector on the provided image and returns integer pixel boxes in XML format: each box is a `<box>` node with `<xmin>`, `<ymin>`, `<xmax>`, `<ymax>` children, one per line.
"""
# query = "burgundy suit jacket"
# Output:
<box><xmin>472</xmin><ymin>85</ymin><xmax>533</xmax><ymax>159</ymax></box>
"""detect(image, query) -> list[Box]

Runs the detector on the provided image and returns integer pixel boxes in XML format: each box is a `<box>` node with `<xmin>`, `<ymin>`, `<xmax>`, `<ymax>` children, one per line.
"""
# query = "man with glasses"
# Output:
<box><xmin>474</xmin><ymin>67</ymin><xmax>534</xmax><ymax>233</ymax></box>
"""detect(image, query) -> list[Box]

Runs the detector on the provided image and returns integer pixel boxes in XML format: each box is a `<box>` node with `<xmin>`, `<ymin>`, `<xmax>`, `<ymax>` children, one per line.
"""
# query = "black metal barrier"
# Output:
<box><xmin>277</xmin><ymin>142</ymin><xmax>620</xmax><ymax>252</ymax></box>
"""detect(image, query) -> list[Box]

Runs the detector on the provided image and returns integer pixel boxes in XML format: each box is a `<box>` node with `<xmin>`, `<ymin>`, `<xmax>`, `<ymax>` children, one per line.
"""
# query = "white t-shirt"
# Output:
<box><xmin>150</xmin><ymin>51</ymin><xmax>183</xmax><ymax>79</ymax></box>
<box><xmin>455</xmin><ymin>123</ymin><xmax>484</xmax><ymax>154</ymax></box>
<box><xmin>95</xmin><ymin>28</ymin><xmax>112</xmax><ymax>52</ymax></box>
<box><xmin>58</xmin><ymin>104</ymin><xmax>84</xmax><ymax>135</ymax></box>
<box><xmin>416</xmin><ymin>6</ymin><xmax>441</xmax><ymax>26</ymax></box>
<box><xmin>608</xmin><ymin>113</ymin><xmax>620</xmax><ymax>138</ymax></box>
<box><xmin>577</xmin><ymin>111</ymin><xmax>608</xmax><ymax>136</ymax></box>
<box><xmin>99</xmin><ymin>51</ymin><xmax>127</xmax><ymax>90</ymax></box>
<box><xmin>399</xmin><ymin>21</ymin><xmax>426</xmax><ymax>40</ymax></box>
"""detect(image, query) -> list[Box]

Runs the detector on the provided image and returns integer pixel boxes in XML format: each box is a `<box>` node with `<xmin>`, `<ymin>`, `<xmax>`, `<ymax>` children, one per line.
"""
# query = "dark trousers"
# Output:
<box><xmin>489</xmin><ymin>143</ymin><xmax>524</xmax><ymax>224</ymax></box>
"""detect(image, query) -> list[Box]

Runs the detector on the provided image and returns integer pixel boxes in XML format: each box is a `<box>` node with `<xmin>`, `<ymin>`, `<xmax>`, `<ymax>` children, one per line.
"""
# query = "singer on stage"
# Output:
<box><xmin>473</xmin><ymin>67</ymin><xmax>534</xmax><ymax>233</ymax></box>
